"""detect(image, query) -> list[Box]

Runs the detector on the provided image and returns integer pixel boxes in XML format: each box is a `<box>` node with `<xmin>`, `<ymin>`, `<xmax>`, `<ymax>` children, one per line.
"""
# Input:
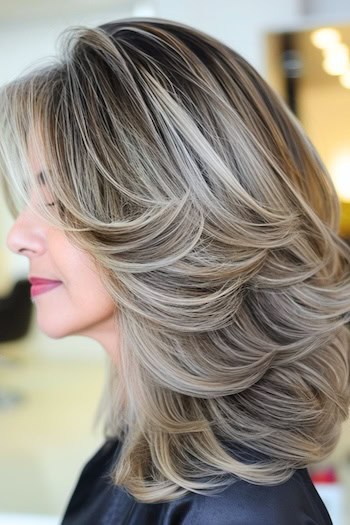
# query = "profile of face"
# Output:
<box><xmin>5</xmin><ymin>132</ymin><xmax>118</xmax><ymax>357</ymax></box>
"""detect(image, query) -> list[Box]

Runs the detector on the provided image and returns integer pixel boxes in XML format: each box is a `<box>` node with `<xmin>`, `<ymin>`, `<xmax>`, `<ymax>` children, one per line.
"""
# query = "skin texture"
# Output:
<box><xmin>5</xmin><ymin>133</ymin><xmax>119</xmax><ymax>359</ymax></box>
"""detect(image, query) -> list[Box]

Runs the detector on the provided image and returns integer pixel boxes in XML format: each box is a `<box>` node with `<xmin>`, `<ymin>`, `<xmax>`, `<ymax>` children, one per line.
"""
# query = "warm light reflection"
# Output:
<box><xmin>322</xmin><ymin>43</ymin><xmax>349</xmax><ymax>75</ymax></box>
<box><xmin>330</xmin><ymin>154</ymin><xmax>350</xmax><ymax>202</ymax></box>
<box><xmin>339</xmin><ymin>70</ymin><xmax>350</xmax><ymax>88</ymax></box>
<box><xmin>310</xmin><ymin>28</ymin><xmax>341</xmax><ymax>49</ymax></box>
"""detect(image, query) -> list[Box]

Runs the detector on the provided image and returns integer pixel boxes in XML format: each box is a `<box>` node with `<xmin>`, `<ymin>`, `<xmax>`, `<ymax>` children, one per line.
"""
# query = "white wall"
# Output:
<box><xmin>155</xmin><ymin>0</ymin><xmax>350</xmax><ymax>73</ymax></box>
<box><xmin>155</xmin><ymin>0</ymin><xmax>301</xmax><ymax>75</ymax></box>
<box><xmin>303</xmin><ymin>0</ymin><xmax>350</xmax><ymax>17</ymax></box>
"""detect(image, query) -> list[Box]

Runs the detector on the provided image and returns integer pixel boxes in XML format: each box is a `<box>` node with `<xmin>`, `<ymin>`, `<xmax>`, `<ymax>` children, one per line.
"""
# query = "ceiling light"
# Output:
<box><xmin>340</xmin><ymin>70</ymin><xmax>350</xmax><ymax>88</ymax></box>
<box><xmin>310</xmin><ymin>27</ymin><xmax>341</xmax><ymax>49</ymax></box>
<box><xmin>322</xmin><ymin>43</ymin><xmax>349</xmax><ymax>75</ymax></box>
<box><xmin>330</xmin><ymin>154</ymin><xmax>350</xmax><ymax>202</ymax></box>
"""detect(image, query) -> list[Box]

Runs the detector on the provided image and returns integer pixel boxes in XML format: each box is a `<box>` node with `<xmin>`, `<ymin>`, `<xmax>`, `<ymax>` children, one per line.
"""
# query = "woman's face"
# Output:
<box><xmin>5</xmin><ymin>133</ymin><xmax>118</xmax><ymax>357</ymax></box>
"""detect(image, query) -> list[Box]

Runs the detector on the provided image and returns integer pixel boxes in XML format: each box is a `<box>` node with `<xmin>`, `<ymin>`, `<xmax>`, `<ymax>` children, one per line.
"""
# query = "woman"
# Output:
<box><xmin>0</xmin><ymin>16</ymin><xmax>349</xmax><ymax>525</ymax></box>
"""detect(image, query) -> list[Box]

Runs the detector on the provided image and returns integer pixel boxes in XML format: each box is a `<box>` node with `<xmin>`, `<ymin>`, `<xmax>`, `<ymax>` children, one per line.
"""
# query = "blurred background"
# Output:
<box><xmin>1</xmin><ymin>0</ymin><xmax>350</xmax><ymax>524</ymax></box>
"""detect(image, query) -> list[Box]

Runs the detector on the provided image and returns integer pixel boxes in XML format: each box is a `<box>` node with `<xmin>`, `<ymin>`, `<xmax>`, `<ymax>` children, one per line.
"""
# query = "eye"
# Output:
<box><xmin>46</xmin><ymin>201</ymin><xmax>66</xmax><ymax>217</ymax></box>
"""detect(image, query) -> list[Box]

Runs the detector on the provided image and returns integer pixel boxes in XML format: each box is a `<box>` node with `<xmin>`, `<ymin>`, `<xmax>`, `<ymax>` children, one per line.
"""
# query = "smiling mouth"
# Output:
<box><xmin>30</xmin><ymin>282</ymin><xmax>62</xmax><ymax>297</ymax></box>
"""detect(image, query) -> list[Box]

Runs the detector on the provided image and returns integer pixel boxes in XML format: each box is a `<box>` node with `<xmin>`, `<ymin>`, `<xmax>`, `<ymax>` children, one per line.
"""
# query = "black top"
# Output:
<box><xmin>60</xmin><ymin>437</ymin><xmax>333</xmax><ymax>524</ymax></box>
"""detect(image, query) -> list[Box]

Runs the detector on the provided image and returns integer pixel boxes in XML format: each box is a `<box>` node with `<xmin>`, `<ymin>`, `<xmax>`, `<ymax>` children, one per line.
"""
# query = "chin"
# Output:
<box><xmin>39</xmin><ymin>328</ymin><xmax>70</xmax><ymax>339</ymax></box>
<box><xmin>35</xmin><ymin>319</ymin><xmax>80</xmax><ymax>339</ymax></box>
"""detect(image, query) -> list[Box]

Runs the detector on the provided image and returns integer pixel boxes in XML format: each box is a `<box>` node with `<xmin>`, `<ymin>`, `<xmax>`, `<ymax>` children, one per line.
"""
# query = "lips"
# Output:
<box><xmin>29</xmin><ymin>277</ymin><xmax>62</xmax><ymax>285</ymax></box>
<box><xmin>29</xmin><ymin>278</ymin><xmax>63</xmax><ymax>297</ymax></box>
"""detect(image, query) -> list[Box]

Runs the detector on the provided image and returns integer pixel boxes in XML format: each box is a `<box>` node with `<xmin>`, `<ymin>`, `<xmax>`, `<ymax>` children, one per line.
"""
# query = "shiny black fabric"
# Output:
<box><xmin>60</xmin><ymin>437</ymin><xmax>333</xmax><ymax>524</ymax></box>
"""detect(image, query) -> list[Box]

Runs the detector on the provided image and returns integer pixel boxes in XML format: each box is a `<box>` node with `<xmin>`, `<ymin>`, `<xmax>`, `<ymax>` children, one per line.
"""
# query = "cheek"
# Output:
<box><xmin>53</xmin><ymin>240</ymin><xmax>107</xmax><ymax>300</ymax></box>
<box><xmin>33</xmin><ymin>279</ymin><xmax>115</xmax><ymax>339</ymax></box>
<box><xmin>58</xmin><ymin>253</ymin><xmax>114</xmax><ymax>315</ymax></box>
<box><xmin>36</xmin><ymin>237</ymin><xmax>116</xmax><ymax>337</ymax></box>
<box><xmin>62</xmin><ymin>245</ymin><xmax>113</xmax><ymax>310</ymax></box>
<box><xmin>69</xmin><ymin>276</ymin><xmax>115</xmax><ymax>313</ymax></box>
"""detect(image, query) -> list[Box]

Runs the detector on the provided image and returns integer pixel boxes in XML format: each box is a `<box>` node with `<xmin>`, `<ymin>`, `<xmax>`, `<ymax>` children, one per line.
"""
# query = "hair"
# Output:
<box><xmin>0</xmin><ymin>16</ymin><xmax>350</xmax><ymax>504</ymax></box>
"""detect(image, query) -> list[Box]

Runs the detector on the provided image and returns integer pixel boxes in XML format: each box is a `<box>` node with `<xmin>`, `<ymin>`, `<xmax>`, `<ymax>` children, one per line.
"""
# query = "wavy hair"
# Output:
<box><xmin>0</xmin><ymin>17</ymin><xmax>350</xmax><ymax>503</ymax></box>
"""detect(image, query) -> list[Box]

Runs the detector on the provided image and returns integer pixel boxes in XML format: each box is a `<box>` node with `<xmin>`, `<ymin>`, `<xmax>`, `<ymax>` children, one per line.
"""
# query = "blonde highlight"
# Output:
<box><xmin>0</xmin><ymin>17</ymin><xmax>350</xmax><ymax>503</ymax></box>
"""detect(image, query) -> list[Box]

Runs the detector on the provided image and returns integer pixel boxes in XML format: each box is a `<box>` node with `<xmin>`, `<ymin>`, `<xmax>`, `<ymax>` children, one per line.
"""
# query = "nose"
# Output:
<box><xmin>6</xmin><ymin>206</ymin><xmax>46</xmax><ymax>258</ymax></box>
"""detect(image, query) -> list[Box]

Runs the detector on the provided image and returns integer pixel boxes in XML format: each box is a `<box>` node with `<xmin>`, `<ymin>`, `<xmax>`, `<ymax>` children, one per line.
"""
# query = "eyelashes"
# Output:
<box><xmin>45</xmin><ymin>201</ymin><xmax>66</xmax><ymax>218</ymax></box>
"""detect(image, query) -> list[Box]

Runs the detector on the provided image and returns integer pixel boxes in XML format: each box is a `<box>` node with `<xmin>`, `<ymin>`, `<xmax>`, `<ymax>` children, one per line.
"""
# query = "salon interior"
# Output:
<box><xmin>1</xmin><ymin>0</ymin><xmax>350</xmax><ymax>524</ymax></box>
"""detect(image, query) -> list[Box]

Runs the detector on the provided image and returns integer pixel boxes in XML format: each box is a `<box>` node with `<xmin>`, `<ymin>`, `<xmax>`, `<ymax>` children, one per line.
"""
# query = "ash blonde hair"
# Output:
<box><xmin>0</xmin><ymin>17</ymin><xmax>350</xmax><ymax>503</ymax></box>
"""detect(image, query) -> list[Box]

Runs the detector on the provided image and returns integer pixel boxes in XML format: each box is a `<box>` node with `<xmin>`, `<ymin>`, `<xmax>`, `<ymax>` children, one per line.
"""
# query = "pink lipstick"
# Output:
<box><xmin>29</xmin><ymin>277</ymin><xmax>62</xmax><ymax>297</ymax></box>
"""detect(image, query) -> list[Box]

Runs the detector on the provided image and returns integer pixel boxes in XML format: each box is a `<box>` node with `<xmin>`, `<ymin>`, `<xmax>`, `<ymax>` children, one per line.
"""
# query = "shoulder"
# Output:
<box><xmin>164</xmin><ymin>468</ymin><xmax>332</xmax><ymax>525</ymax></box>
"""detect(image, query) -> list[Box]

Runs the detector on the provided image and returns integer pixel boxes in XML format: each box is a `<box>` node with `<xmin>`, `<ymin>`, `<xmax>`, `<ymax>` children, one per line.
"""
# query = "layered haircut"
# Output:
<box><xmin>0</xmin><ymin>17</ymin><xmax>350</xmax><ymax>503</ymax></box>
